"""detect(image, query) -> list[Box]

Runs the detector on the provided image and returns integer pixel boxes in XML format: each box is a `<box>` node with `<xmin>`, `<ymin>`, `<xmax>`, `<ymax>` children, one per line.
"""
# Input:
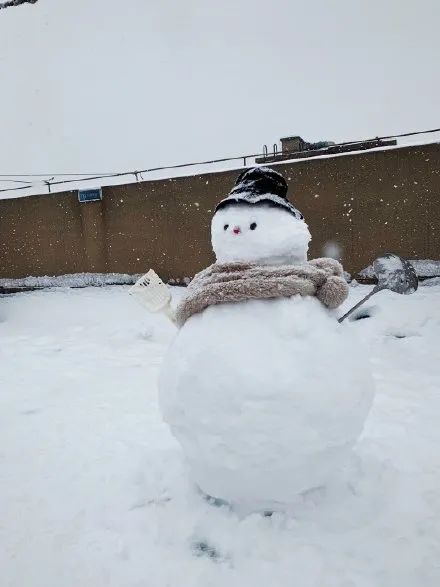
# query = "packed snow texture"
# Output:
<box><xmin>423</xmin><ymin>276</ymin><xmax>440</xmax><ymax>287</ymax></box>
<box><xmin>211</xmin><ymin>206</ymin><xmax>311</xmax><ymax>265</ymax></box>
<box><xmin>360</xmin><ymin>259</ymin><xmax>440</xmax><ymax>279</ymax></box>
<box><xmin>159</xmin><ymin>295</ymin><xmax>374</xmax><ymax>513</ymax></box>
<box><xmin>165</xmin><ymin>201</ymin><xmax>372</xmax><ymax>512</ymax></box>
<box><xmin>1</xmin><ymin>284</ymin><xmax>440</xmax><ymax>586</ymax></box>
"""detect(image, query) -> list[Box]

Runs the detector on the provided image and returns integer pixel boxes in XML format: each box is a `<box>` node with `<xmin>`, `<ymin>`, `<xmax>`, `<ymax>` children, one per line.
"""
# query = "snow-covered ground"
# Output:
<box><xmin>1</xmin><ymin>284</ymin><xmax>439</xmax><ymax>586</ymax></box>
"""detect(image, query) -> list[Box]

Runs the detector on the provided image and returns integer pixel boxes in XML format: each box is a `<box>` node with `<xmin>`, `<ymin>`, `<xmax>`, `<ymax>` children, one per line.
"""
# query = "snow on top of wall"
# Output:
<box><xmin>359</xmin><ymin>259</ymin><xmax>440</xmax><ymax>279</ymax></box>
<box><xmin>0</xmin><ymin>273</ymin><xmax>139</xmax><ymax>290</ymax></box>
<box><xmin>0</xmin><ymin>272</ymin><xmax>193</xmax><ymax>290</ymax></box>
<box><xmin>2</xmin><ymin>260</ymin><xmax>439</xmax><ymax>291</ymax></box>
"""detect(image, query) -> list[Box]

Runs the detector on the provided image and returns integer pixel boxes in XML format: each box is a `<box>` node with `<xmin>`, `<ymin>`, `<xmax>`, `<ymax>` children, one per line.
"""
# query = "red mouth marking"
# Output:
<box><xmin>232</xmin><ymin>227</ymin><xmax>241</xmax><ymax>235</ymax></box>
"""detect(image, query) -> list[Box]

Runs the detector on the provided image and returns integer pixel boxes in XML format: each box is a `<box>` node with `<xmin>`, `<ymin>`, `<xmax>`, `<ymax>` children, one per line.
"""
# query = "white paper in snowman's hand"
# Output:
<box><xmin>128</xmin><ymin>270</ymin><xmax>172</xmax><ymax>313</ymax></box>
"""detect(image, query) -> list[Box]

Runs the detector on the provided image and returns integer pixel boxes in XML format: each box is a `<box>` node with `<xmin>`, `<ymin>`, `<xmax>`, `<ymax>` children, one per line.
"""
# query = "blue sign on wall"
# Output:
<box><xmin>78</xmin><ymin>188</ymin><xmax>102</xmax><ymax>203</ymax></box>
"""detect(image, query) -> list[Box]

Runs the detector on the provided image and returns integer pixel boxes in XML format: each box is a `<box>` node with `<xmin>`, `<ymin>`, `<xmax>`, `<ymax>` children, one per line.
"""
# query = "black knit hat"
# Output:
<box><xmin>215</xmin><ymin>167</ymin><xmax>304</xmax><ymax>220</ymax></box>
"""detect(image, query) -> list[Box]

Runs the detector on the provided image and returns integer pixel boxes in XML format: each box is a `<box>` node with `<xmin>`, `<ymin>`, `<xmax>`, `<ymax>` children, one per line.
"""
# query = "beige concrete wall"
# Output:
<box><xmin>1</xmin><ymin>142</ymin><xmax>439</xmax><ymax>280</ymax></box>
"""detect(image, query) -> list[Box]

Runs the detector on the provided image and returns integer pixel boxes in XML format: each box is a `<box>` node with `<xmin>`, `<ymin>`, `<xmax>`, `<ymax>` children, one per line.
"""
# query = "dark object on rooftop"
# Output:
<box><xmin>256</xmin><ymin>135</ymin><xmax>397</xmax><ymax>163</ymax></box>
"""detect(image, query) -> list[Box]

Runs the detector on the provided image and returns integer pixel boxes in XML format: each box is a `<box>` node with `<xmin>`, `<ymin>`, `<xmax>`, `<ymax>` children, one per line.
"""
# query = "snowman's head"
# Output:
<box><xmin>211</xmin><ymin>167</ymin><xmax>311</xmax><ymax>265</ymax></box>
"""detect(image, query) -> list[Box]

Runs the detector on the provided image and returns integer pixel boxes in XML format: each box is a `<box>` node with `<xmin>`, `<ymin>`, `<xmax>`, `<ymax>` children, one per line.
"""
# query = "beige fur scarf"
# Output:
<box><xmin>175</xmin><ymin>258</ymin><xmax>349</xmax><ymax>327</ymax></box>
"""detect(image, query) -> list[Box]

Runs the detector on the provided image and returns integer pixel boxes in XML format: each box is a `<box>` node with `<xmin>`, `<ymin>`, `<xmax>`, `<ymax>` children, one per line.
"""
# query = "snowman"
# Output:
<box><xmin>159</xmin><ymin>167</ymin><xmax>374</xmax><ymax>514</ymax></box>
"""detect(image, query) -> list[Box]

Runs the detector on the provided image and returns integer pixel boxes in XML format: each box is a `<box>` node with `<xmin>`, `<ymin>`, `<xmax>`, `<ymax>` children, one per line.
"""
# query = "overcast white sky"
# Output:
<box><xmin>0</xmin><ymin>0</ymin><xmax>439</xmax><ymax>177</ymax></box>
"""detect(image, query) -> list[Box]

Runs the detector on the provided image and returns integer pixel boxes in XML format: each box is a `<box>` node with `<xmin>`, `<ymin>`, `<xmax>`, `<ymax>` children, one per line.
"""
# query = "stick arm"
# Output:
<box><xmin>338</xmin><ymin>285</ymin><xmax>383</xmax><ymax>323</ymax></box>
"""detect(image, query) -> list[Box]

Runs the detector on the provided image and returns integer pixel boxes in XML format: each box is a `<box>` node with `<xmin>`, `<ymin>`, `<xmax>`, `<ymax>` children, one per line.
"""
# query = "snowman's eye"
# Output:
<box><xmin>223</xmin><ymin>224</ymin><xmax>229</xmax><ymax>231</ymax></box>
<box><xmin>250</xmin><ymin>222</ymin><xmax>257</xmax><ymax>230</ymax></box>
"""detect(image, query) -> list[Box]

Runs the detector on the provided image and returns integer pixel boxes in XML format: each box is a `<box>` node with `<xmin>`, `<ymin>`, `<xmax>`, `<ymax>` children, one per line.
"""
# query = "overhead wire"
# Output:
<box><xmin>0</xmin><ymin>126</ymin><xmax>439</xmax><ymax>195</ymax></box>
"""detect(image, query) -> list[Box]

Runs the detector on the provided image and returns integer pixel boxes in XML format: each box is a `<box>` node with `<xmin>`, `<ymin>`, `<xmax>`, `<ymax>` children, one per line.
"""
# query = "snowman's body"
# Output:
<box><xmin>159</xmin><ymin>172</ymin><xmax>374</xmax><ymax>513</ymax></box>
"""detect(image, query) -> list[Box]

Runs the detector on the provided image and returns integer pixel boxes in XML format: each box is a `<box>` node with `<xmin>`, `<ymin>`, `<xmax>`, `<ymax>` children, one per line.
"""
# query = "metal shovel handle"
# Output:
<box><xmin>338</xmin><ymin>285</ymin><xmax>384</xmax><ymax>323</ymax></box>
